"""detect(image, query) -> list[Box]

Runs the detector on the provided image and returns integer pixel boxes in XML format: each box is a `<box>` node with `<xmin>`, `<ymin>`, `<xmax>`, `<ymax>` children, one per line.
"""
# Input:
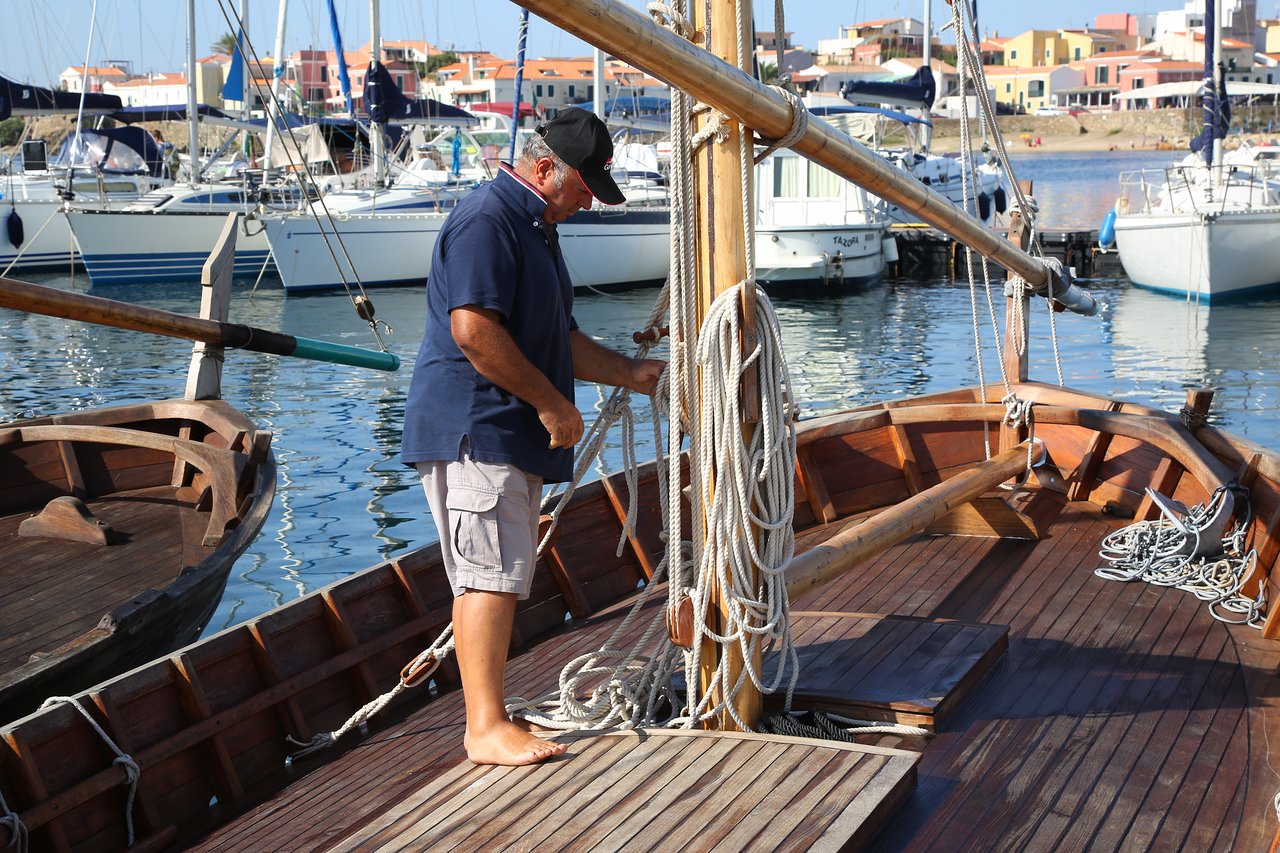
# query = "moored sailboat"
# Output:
<box><xmin>1111</xmin><ymin>0</ymin><xmax>1280</xmax><ymax>300</ymax></box>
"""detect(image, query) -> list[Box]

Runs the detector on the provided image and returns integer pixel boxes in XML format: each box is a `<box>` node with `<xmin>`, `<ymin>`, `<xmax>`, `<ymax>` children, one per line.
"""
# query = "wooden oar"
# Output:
<box><xmin>0</xmin><ymin>276</ymin><xmax>400</xmax><ymax>372</ymax></box>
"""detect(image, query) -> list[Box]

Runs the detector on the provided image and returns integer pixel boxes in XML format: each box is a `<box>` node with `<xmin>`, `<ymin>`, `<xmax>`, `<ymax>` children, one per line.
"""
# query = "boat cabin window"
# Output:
<box><xmin>807</xmin><ymin>163</ymin><xmax>842</xmax><ymax>198</ymax></box>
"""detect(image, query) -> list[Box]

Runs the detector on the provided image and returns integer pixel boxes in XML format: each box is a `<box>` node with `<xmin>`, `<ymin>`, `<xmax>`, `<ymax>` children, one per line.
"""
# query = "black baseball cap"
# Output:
<box><xmin>535</xmin><ymin>108</ymin><xmax>625</xmax><ymax>206</ymax></box>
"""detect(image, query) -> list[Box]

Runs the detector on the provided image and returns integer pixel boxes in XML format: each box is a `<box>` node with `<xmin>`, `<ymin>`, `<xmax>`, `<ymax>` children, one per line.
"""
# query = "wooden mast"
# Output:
<box><xmin>689</xmin><ymin>0</ymin><xmax>760</xmax><ymax>731</ymax></box>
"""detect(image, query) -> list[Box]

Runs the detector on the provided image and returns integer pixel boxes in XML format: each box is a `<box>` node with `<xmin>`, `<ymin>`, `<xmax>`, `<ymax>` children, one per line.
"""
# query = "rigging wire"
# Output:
<box><xmin>214</xmin><ymin>0</ymin><xmax>394</xmax><ymax>353</ymax></box>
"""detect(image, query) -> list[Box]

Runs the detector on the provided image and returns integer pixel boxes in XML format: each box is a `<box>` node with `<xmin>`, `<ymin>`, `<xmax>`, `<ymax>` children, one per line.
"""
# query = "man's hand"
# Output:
<box><xmin>538</xmin><ymin>397</ymin><xmax>585</xmax><ymax>449</ymax></box>
<box><xmin>627</xmin><ymin>359</ymin><xmax>666</xmax><ymax>397</ymax></box>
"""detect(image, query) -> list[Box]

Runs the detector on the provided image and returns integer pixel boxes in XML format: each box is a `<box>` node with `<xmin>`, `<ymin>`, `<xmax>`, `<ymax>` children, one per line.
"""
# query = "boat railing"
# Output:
<box><xmin>1118</xmin><ymin>165</ymin><xmax>1280</xmax><ymax>216</ymax></box>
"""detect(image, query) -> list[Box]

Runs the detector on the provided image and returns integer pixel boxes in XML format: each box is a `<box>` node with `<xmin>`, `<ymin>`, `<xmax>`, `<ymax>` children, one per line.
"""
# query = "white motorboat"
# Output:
<box><xmin>753</xmin><ymin>147</ymin><xmax>888</xmax><ymax>287</ymax></box>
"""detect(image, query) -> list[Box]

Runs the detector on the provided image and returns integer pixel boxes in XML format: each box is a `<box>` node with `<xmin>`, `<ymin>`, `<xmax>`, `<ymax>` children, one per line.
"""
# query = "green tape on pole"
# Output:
<box><xmin>291</xmin><ymin>337</ymin><xmax>401</xmax><ymax>372</ymax></box>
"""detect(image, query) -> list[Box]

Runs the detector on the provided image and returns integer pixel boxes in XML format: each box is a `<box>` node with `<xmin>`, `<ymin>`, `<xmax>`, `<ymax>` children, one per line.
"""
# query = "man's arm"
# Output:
<box><xmin>570</xmin><ymin>329</ymin><xmax>665</xmax><ymax>396</ymax></box>
<box><xmin>451</xmin><ymin>305</ymin><xmax>584</xmax><ymax>449</ymax></box>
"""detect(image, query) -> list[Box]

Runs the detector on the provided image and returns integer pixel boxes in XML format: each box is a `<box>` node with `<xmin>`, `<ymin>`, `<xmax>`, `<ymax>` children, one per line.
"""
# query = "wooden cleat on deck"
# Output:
<box><xmin>18</xmin><ymin>495</ymin><xmax>116</xmax><ymax>545</ymax></box>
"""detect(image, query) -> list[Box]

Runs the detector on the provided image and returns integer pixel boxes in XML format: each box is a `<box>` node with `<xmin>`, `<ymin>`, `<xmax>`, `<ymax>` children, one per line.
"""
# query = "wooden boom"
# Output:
<box><xmin>0</xmin><ymin>276</ymin><xmax>400</xmax><ymax>372</ymax></box>
<box><xmin>786</xmin><ymin>443</ymin><xmax>1039</xmax><ymax>596</ymax></box>
<box><xmin>508</xmin><ymin>0</ymin><xmax>1077</xmax><ymax>302</ymax></box>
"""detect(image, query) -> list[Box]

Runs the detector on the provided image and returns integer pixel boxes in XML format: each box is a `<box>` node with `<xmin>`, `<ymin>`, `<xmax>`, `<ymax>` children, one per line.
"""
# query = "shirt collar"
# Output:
<box><xmin>496</xmin><ymin>163</ymin><xmax>549</xmax><ymax>225</ymax></box>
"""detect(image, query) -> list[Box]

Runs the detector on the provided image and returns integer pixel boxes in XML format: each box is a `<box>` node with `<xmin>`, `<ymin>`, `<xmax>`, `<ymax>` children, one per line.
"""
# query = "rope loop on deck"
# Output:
<box><xmin>37</xmin><ymin>696</ymin><xmax>137</xmax><ymax>848</ymax></box>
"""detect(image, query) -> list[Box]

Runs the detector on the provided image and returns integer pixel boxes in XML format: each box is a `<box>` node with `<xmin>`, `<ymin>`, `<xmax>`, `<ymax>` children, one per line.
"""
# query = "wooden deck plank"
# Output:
<box><xmin>317</xmin><ymin>731</ymin><xmax>916</xmax><ymax>853</ymax></box>
<box><xmin>492</xmin><ymin>735</ymin><xmax>724</xmax><ymax>851</ymax></box>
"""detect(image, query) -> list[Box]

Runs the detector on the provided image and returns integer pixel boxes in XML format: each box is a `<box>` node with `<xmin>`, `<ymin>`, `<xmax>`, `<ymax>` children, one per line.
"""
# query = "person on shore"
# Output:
<box><xmin>402</xmin><ymin>108</ymin><xmax>665</xmax><ymax>767</ymax></box>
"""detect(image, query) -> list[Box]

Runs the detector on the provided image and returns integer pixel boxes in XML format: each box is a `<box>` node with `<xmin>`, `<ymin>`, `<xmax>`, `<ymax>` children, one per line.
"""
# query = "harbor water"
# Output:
<box><xmin>3</xmin><ymin>149</ymin><xmax>1277</xmax><ymax>635</ymax></box>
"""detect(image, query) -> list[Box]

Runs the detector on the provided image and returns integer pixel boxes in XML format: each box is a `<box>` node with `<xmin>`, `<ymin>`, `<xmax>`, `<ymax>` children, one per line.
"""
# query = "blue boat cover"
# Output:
<box><xmin>604</xmin><ymin>96</ymin><xmax>671</xmax><ymax>114</ymax></box>
<box><xmin>1189</xmin><ymin>0</ymin><xmax>1230</xmax><ymax>167</ymax></box>
<box><xmin>361</xmin><ymin>62</ymin><xmax>477</xmax><ymax>125</ymax></box>
<box><xmin>840</xmin><ymin>66</ymin><xmax>936</xmax><ymax>110</ymax></box>
<box><xmin>0</xmin><ymin>75</ymin><xmax>121</xmax><ymax>120</ymax></box>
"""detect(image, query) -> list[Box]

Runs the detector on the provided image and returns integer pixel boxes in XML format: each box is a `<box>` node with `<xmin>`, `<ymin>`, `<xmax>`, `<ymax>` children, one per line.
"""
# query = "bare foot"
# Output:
<box><xmin>510</xmin><ymin>714</ymin><xmax>557</xmax><ymax>733</ymax></box>
<box><xmin>464</xmin><ymin>720</ymin><xmax>568</xmax><ymax>766</ymax></box>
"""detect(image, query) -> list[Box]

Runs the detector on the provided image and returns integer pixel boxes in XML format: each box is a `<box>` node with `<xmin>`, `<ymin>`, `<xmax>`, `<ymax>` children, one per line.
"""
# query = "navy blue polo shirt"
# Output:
<box><xmin>401</xmin><ymin>165</ymin><xmax>578</xmax><ymax>482</ymax></box>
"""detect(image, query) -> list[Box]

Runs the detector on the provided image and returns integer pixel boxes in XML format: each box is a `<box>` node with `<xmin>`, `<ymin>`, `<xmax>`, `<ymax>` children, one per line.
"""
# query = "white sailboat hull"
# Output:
<box><xmin>1113</xmin><ymin>208</ymin><xmax>1280</xmax><ymax>300</ymax></box>
<box><xmin>65</xmin><ymin>210</ymin><xmax>272</xmax><ymax>284</ymax></box>
<box><xmin>265</xmin><ymin>213</ymin><xmax>442</xmax><ymax>292</ymax></box>
<box><xmin>264</xmin><ymin>207</ymin><xmax>670</xmax><ymax>293</ymax></box>
<box><xmin>0</xmin><ymin>197</ymin><xmax>76</xmax><ymax>271</ymax></box>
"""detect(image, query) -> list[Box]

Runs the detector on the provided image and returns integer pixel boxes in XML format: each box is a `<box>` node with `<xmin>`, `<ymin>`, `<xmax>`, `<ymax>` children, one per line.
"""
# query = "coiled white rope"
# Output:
<box><xmin>1094</xmin><ymin>488</ymin><xmax>1265</xmax><ymax>629</ymax></box>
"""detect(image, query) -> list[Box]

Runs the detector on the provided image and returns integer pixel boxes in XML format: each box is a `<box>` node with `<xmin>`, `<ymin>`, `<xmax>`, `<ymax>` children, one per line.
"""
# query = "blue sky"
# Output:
<box><xmin>2</xmin><ymin>1</ymin><xmax>1179</xmax><ymax>87</ymax></box>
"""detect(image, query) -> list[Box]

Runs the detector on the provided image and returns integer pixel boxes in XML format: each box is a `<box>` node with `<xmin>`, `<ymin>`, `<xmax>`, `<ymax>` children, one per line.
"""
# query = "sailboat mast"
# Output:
<box><xmin>186</xmin><ymin>0</ymin><xmax>201</xmax><ymax>187</ymax></box>
<box><xmin>921</xmin><ymin>0</ymin><xmax>932</xmax><ymax>149</ymax></box>
<box><xmin>1211</xmin><ymin>0</ymin><xmax>1224</xmax><ymax>170</ymax></box>
<box><xmin>263</xmin><ymin>0</ymin><xmax>288</xmax><ymax>170</ymax></box>
<box><xmin>690</xmin><ymin>0</ymin><xmax>759</xmax><ymax>732</ymax></box>
<box><xmin>371</xmin><ymin>0</ymin><xmax>385</xmax><ymax>186</ymax></box>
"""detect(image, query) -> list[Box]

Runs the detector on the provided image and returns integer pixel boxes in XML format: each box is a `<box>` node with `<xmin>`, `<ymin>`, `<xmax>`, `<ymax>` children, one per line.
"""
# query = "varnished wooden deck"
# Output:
<box><xmin>185</xmin><ymin>490</ymin><xmax>1280</xmax><ymax>852</ymax></box>
<box><xmin>0</xmin><ymin>485</ymin><xmax>194</xmax><ymax>674</ymax></box>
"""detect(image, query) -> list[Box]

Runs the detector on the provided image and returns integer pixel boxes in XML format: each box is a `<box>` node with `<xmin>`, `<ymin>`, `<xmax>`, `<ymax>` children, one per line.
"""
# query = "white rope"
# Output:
<box><xmin>38</xmin><ymin>696</ymin><xmax>137</xmax><ymax>847</ymax></box>
<box><xmin>824</xmin><ymin>712</ymin><xmax>931</xmax><ymax>738</ymax></box>
<box><xmin>1094</xmin><ymin>488</ymin><xmax>1265</xmax><ymax>629</ymax></box>
<box><xmin>288</xmin><ymin>628</ymin><xmax>455</xmax><ymax>758</ymax></box>
<box><xmin>679</xmin><ymin>284</ymin><xmax>799</xmax><ymax>728</ymax></box>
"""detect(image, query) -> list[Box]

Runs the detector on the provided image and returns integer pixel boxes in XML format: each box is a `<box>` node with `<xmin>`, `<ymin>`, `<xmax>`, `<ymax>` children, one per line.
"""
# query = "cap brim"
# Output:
<box><xmin>579</xmin><ymin>168</ymin><xmax>626</xmax><ymax>206</ymax></box>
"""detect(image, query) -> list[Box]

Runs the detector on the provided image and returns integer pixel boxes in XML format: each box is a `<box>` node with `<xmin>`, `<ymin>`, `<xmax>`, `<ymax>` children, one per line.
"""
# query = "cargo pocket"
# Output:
<box><xmin>446</xmin><ymin>485</ymin><xmax>502</xmax><ymax>570</ymax></box>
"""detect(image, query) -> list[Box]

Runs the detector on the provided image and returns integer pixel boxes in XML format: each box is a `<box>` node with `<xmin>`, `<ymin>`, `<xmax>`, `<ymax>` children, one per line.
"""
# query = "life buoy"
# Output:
<box><xmin>993</xmin><ymin>186</ymin><xmax>1008</xmax><ymax>214</ymax></box>
<box><xmin>6</xmin><ymin>208</ymin><xmax>23</xmax><ymax>249</ymax></box>
<box><xmin>978</xmin><ymin>192</ymin><xmax>991</xmax><ymax>221</ymax></box>
<box><xmin>1098</xmin><ymin>207</ymin><xmax>1117</xmax><ymax>250</ymax></box>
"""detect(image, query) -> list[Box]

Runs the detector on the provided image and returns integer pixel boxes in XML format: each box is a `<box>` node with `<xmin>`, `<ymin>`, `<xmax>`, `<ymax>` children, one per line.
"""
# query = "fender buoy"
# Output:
<box><xmin>6</xmin><ymin>208</ymin><xmax>23</xmax><ymax>249</ymax></box>
<box><xmin>993</xmin><ymin>186</ymin><xmax>1008</xmax><ymax>214</ymax></box>
<box><xmin>978</xmin><ymin>192</ymin><xmax>992</xmax><ymax>221</ymax></box>
<box><xmin>1099</xmin><ymin>207</ymin><xmax>1117</xmax><ymax>250</ymax></box>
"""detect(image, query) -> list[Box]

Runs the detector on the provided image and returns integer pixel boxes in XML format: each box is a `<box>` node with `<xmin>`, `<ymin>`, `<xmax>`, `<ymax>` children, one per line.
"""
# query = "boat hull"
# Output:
<box><xmin>1114</xmin><ymin>208</ymin><xmax>1280</xmax><ymax>300</ymax></box>
<box><xmin>65</xmin><ymin>210</ymin><xmax>273</xmax><ymax>285</ymax></box>
<box><xmin>0</xmin><ymin>197</ymin><xmax>77</xmax><ymax>272</ymax></box>
<box><xmin>265</xmin><ymin>207</ymin><xmax>671</xmax><ymax>293</ymax></box>
<box><xmin>754</xmin><ymin>224</ymin><xmax>886</xmax><ymax>286</ymax></box>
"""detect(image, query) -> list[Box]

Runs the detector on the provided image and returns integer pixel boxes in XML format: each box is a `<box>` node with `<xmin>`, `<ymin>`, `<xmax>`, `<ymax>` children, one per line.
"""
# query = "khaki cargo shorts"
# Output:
<box><xmin>416</xmin><ymin>449</ymin><xmax>542</xmax><ymax>599</ymax></box>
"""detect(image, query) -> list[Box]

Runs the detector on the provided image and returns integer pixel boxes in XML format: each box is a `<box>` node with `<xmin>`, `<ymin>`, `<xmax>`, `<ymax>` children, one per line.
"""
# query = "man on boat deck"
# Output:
<box><xmin>402</xmin><ymin>108</ymin><xmax>665</xmax><ymax>767</ymax></box>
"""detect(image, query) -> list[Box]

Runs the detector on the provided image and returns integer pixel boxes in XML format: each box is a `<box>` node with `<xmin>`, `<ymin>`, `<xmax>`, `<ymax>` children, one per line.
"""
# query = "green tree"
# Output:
<box><xmin>0</xmin><ymin>118</ymin><xmax>23</xmax><ymax>147</ymax></box>
<box><xmin>759</xmin><ymin>61</ymin><xmax>779</xmax><ymax>84</ymax></box>
<box><xmin>213</xmin><ymin>32</ymin><xmax>238</xmax><ymax>56</ymax></box>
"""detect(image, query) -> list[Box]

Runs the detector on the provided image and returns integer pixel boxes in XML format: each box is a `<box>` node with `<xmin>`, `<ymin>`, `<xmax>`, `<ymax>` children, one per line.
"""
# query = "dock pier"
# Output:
<box><xmin>888</xmin><ymin>225</ymin><xmax>1123</xmax><ymax>280</ymax></box>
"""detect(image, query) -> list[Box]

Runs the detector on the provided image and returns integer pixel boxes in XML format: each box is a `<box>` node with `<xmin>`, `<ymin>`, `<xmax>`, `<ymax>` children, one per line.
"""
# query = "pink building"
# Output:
<box><xmin>1095</xmin><ymin>13</ymin><xmax>1141</xmax><ymax>36</ymax></box>
<box><xmin>287</xmin><ymin>48</ymin><xmax>420</xmax><ymax>114</ymax></box>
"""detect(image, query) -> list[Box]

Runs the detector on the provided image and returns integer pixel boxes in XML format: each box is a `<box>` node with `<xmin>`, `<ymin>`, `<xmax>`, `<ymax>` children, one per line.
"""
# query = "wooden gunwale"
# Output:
<box><xmin>4</xmin><ymin>386</ymin><xmax>1280</xmax><ymax>850</ymax></box>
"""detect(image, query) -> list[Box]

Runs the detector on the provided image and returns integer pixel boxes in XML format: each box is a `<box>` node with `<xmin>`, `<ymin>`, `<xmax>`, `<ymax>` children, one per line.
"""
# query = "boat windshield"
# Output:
<box><xmin>51</xmin><ymin>130</ymin><xmax>149</xmax><ymax>173</ymax></box>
